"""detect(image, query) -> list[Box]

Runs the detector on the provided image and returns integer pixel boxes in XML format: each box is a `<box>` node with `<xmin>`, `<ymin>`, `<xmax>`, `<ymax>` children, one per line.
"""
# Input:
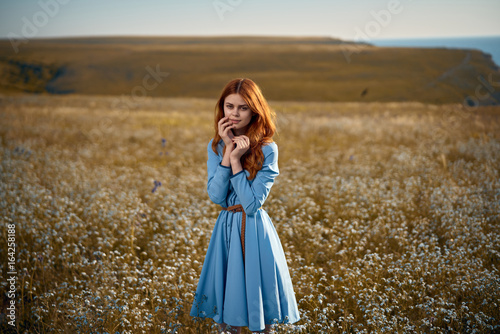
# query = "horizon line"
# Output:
<box><xmin>1</xmin><ymin>33</ymin><xmax>499</xmax><ymax>42</ymax></box>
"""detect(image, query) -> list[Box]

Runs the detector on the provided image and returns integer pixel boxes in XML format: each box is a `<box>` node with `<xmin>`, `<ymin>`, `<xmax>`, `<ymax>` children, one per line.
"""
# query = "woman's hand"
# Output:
<box><xmin>230</xmin><ymin>135</ymin><xmax>250</xmax><ymax>162</ymax></box>
<box><xmin>218</xmin><ymin>116</ymin><xmax>235</xmax><ymax>148</ymax></box>
<box><xmin>218</xmin><ymin>116</ymin><xmax>235</xmax><ymax>167</ymax></box>
<box><xmin>229</xmin><ymin>135</ymin><xmax>250</xmax><ymax>174</ymax></box>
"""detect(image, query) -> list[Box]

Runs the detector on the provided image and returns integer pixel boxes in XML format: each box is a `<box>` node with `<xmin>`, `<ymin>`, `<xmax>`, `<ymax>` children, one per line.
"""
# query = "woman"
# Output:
<box><xmin>190</xmin><ymin>78</ymin><xmax>300</xmax><ymax>333</ymax></box>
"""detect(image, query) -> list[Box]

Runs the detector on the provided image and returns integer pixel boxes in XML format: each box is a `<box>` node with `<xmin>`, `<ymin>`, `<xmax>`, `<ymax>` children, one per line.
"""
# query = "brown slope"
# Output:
<box><xmin>0</xmin><ymin>36</ymin><xmax>498</xmax><ymax>104</ymax></box>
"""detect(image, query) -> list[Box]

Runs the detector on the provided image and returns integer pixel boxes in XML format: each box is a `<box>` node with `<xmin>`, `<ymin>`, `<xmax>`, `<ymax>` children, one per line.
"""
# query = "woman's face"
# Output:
<box><xmin>223</xmin><ymin>93</ymin><xmax>254</xmax><ymax>136</ymax></box>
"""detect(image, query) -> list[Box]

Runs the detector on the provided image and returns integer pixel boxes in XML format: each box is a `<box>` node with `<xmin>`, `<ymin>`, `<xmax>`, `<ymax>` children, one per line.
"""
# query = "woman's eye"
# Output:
<box><xmin>226</xmin><ymin>105</ymin><xmax>233</xmax><ymax>109</ymax></box>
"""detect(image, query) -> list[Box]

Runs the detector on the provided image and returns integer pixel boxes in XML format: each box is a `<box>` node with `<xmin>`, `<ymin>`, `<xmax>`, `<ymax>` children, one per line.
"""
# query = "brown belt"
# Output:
<box><xmin>221</xmin><ymin>204</ymin><xmax>246</xmax><ymax>263</ymax></box>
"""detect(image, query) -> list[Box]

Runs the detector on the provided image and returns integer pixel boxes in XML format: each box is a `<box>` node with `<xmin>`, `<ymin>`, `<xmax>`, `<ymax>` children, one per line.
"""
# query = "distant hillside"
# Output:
<box><xmin>0</xmin><ymin>36</ymin><xmax>499</xmax><ymax>105</ymax></box>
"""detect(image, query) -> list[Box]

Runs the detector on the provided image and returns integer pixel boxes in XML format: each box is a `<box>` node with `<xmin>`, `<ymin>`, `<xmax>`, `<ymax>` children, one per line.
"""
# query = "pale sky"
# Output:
<box><xmin>1</xmin><ymin>0</ymin><xmax>499</xmax><ymax>41</ymax></box>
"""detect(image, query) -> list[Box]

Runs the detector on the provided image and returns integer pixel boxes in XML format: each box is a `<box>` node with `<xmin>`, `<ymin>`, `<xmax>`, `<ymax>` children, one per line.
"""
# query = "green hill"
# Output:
<box><xmin>0</xmin><ymin>36</ymin><xmax>498</xmax><ymax>104</ymax></box>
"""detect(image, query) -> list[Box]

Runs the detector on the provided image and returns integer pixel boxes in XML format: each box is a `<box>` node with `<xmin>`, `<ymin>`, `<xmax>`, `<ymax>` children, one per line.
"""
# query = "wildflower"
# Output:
<box><xmin>152</xmin><ymin>180</ymin><xmax>162</xmax><ymax>193</ymax></box>
<box><xmin>160</xmin><ymin>138</ymin><xmax>169</xmax><ymax>155</ymax></box>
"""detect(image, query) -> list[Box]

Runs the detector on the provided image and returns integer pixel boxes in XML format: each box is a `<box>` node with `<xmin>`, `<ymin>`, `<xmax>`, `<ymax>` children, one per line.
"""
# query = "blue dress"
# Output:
<box><xmin>190</xmin><ymin>139</ymin><xmax>300</xmax><ymax>331</ymax></box>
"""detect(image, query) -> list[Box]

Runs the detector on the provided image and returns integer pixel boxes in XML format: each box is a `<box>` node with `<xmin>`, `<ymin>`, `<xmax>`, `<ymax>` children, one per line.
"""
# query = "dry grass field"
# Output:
<box><xmin>1</xmin><ymin>36</ymin><xmax>499</xmax><ymax>104</ymax></box>
<box><xmin>0</xmin><ymin>93</ymin><xmax>499</xmax><ymax>333</ymax></box>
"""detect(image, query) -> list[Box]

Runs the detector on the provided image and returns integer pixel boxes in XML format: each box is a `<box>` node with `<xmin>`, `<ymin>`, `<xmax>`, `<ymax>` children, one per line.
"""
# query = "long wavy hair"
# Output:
<box><xmin>212</xmin><ymin>78</ymin><xmax>276</xmax><ymax>180</ymax></box>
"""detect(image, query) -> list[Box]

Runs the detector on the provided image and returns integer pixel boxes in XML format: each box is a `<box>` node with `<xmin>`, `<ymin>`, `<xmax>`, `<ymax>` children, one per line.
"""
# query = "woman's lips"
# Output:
<box><xmin>230</xmin><ymin>120</ymin><xmax>240</xmax><ymax>124</ymax></box>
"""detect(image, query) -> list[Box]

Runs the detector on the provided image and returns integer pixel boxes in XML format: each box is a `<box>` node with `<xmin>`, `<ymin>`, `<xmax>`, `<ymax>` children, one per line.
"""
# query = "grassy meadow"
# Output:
<box><xmin>0</xmin><ymin>93</ymin><xmax>499</xmax><ymax>333</ymax></box>
<box><xmin>1</xmin><ymin>36</ymin><xmax>499</xmax><ymax>104</ymax></box>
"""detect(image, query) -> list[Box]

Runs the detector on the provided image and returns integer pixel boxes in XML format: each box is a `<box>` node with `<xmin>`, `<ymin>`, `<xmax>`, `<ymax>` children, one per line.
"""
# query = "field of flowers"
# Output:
<box><xmin>1</xmin><ymin>93</ymin><xmax>499</xmax><ymax>333</ymax></box>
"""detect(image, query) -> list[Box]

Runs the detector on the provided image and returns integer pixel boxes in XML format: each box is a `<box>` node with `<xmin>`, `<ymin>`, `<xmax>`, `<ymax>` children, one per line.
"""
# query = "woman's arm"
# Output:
<box><xmin>220</xmin><ymin>143</ymin><xmax>233</xmax><ymax>168</ymax></box>
<box><xmin>229</xmin><ymin>142</ymin><xmax>279</xmax><ymax>215</ymax></box>
<box><xmin>206</xmin><ymin>139</ymin><xmax>231</xmax><ymax>205</ymax></box>
<box><xmin>229</xmin><ymin>136</ymin><xmax>246</xmax><ymax>175</ymax></box>
<box><xmin>207</xmin><ymin>116</ymin><xmax>238</xmax><ymax>205</ymax></box>
<box><xmin>219</xmin><ymin>116</ymin><xmax>235</xmax><ymax>168</ymax></box>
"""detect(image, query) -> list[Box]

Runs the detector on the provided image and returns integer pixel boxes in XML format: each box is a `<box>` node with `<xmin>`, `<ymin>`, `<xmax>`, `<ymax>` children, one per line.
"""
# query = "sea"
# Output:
<box><xmin>371</xmin><ymin>36</ymin><xmax>500</xmax><ymax>67</ymax></box>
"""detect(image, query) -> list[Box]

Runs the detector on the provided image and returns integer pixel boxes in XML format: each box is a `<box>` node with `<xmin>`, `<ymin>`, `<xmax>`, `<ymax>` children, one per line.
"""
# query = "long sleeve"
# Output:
<box><xmin>229</xmin><ymin>142</ymin><xmax>279</xmax><ymax>215</ymax></box>
<box><xmin>207</xmin><ymin>139</ymin><xmax>231</xmax><ymax>206</ymax></box>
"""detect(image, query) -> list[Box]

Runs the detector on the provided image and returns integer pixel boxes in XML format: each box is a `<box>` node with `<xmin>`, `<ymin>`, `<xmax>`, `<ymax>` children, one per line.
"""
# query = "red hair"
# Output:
<box><xmin>212</xmin><ymin>78</ymin><xmax>276</xmax><ymax>180</ymax></box>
